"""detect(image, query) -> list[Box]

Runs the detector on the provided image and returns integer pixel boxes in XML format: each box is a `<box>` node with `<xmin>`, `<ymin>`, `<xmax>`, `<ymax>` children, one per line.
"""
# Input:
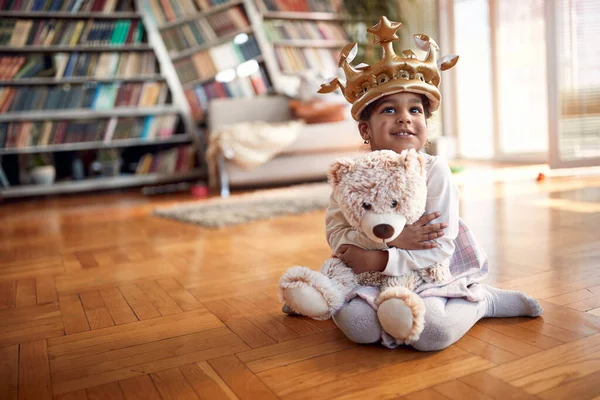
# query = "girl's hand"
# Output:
<box><xmin>387</xmin><ymin>212</ymin><xmax>447</xmax><ymax>250</ymax></box>
<box><xmin>337</xmin><ymin>245</ymin><xmax>388</xmax><ymax>274</ymax></box>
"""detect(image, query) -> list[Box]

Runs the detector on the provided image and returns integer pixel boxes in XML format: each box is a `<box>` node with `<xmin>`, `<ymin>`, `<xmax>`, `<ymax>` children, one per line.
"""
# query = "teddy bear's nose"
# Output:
<box><xmin>373</xmin><ymin>224</ymin><xmax>395</xmax><ymax>239</ymax></box>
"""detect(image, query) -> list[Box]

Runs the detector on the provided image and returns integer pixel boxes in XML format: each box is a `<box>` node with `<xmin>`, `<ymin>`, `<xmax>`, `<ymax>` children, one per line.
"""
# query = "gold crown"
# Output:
<box><xmin>318</xmin><ymin>16</ymin><xmax>459</xmax><ymax>121</ymax></box>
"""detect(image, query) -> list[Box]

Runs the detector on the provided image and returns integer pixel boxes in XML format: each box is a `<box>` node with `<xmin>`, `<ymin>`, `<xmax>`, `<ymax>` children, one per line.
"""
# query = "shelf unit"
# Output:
<box><xmin>0</xmin><ymin>134</ymin><xmax>194</xmax><ymax>155</ymax></box>
<box><xmin>0</xmin><ymin>76</ymin><xmax>166</xmax><ymax>85</ymax></box>
<box><xmin>1</xmin><ymin>170</ymin><xmax>204</xmax><ymax>199</ymax></box>
<box><xmin>248</xmin><ymin>0</ymin><xmax>351</xmax><ymax>95</ymax></box>
<box><xmin>0</xmin><ymin>1</ymin><xmax>205</xmax><ymax>198</ymax></box>
<box><xmin>0</xmin><ymin>45</ymin><xmax>154</xmax><ymax>53</ymax></box>
<box><xmin>140</xmin><ymin>0</ymin><xmax>275</xmax><ymax>124</ymax></box>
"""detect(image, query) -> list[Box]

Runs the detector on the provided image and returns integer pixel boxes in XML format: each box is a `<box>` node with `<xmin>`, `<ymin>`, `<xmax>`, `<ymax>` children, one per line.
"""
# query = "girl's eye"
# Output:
<box><xmin>391</xmin><ymin>200</ymin><xmax>398</xmax><ymax>208</ymax></box>
<box><xmin>382</xmin><ymin>107</ymin><xmax>395</xmax><ymax>114</ymax></box>
<box><xmin>362</xmin><ymin>202</ymin><xmax>372</xmax><ymax>210</ymax></box>
<box><xmin>410</xmin><ymin>107</ymin><xmax>423</xmax><ymax>114</ymax></box>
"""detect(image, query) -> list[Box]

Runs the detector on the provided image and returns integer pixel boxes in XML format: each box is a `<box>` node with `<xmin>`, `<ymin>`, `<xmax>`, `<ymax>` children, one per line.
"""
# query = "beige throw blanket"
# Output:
<box><xmin>206</xmin><ymin>120</ymin><xmax>305</xmax><ymax>188</ymax></box>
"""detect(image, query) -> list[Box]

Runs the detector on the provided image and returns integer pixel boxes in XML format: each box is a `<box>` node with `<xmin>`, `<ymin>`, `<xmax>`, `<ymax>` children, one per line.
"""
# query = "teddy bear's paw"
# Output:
<box><xmin>376</xmin><ymin>287</ymin><xmax>426</xmax><ymax>344</ymax></box>
<box><xmin>283</xmin><ymin>286</ymin><xmax>330</xmax><ymax>319</ymax></box>
<box><xmin>278</xmin><ymin>266</ymin><xmax>345</xmax><ymax>320</ymax></box>
<box><xmin>420</xmin><ymin>262</ymin><xmax>452</xmax><ymax>284</ymax></box>
<box><xmin>378</xmin><ymin>299</ymin><xmax>415</xmax><ymax>341</ymax></box>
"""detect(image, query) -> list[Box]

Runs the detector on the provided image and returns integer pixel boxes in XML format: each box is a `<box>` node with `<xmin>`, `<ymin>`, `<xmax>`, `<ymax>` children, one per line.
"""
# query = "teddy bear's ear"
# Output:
<box><xmin>328</xmin><ymin>158</ymin><xmax>354</xmax><ymax>186</ymax></box>
<box><xmin>400</xmin><ymin>149</ymin><xmax>425</xmax><ymax>176</ymax></box>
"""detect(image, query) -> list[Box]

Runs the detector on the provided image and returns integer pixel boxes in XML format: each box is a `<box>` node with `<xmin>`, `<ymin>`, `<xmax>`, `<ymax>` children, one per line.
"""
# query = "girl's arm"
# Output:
<box><xmin>381</xmin><ymin>157</ymin><xmax>459</xmax><ymax>276</ymax></box>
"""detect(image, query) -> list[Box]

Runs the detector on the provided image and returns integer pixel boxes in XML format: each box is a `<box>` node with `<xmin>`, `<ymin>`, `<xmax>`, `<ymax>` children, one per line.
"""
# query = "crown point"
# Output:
<box><xmin>367</xmin><ymin>16</ymin><xmax>402</xmax><ymax>45</ymax></box>
<box><xmin>438</xmin><ymin>54</ymin><xmax>459</xmax><ymax>70</ymax></box>
<box><xmin>339</xmin><ymin>42</ymin><xmax>358</xmax><ymax>67</ymax></box>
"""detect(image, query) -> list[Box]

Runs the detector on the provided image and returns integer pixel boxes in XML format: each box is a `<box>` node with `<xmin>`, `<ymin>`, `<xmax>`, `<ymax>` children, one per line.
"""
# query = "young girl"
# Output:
<box><xmin>328</xmin><ymin>91</ymin><xmax>542</xmax><ymax>351</ymax></box>
<box><xmin>315</xmin><ymin>17</ymin><xmax>543</xmax><ymax>350</ymax></box>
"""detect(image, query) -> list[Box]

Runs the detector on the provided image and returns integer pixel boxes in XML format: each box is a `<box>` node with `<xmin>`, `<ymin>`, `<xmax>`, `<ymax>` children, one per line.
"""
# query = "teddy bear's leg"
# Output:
<box><xmin>278</xmin><ymin>258</ymin><xmax>355</xmax><ymax>320</ymax></box>
<box><xmin>376</xmin><ymin>286</ymin><xmax>426</xmax><ymax>344</ymax></box>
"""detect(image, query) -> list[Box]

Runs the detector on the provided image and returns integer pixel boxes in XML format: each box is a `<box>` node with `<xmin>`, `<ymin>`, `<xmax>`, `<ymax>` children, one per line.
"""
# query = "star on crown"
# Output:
<box><xmin>367</xmin><ymin>16</ymin><xmax>402</xmax><ymax>45</ymax></box>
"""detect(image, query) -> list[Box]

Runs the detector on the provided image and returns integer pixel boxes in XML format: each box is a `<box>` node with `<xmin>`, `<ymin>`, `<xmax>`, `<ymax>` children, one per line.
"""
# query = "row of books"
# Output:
<box><xmin>184</xmin><ymin>65</ymin><xmax>270</xmax><ymax>121</ymax></box>
<box><xmin>274</xmin><ymin>46</ymin><xmax>339</xmax><ymax>75</ymax></box>
<box><xmin>257</xmin><ymin>0</ymin><xmax>343</xmax><ymax>13</ymax></box>
<box><xmin>160</xmin><ymin>6</ymin><xmax>249</xmax><ymax>55</ymax></box>
<box><xmin>0</xmin><ymin>0</ymin><xmax>135</xmax><ymax>12</ymax></box>
<box><xmin>0</xmin><ymin>81</ymin><xmax>167</xmax><ymax>112</ymax></box>
<box><xmin>147</xmin><ymin>0</ymin><xmax>236</xmax><ymax>25</ymax></box>
<box><xmin>0</xmin><ymin>18</ymin><xmax>144</xmax><ymax>47</ymax></box>
<box><xmin>263</xmin><ymin>20</ymin><xmax>348</xmax><ymax>41</ymax></box>
<box><xmin>0</xmin><ymin>114</ymin><xmax>179</xmax><ymax>148</ymax></box>
<box><xmin>136</xmin><ymin>144</ymin><xmax>195</xmax><ymax>175</ymax></box>
<box><xmin>161</xmin><ymin>17</ymin><xmax>215</xmax><ymax>53</ymax></box>
<box><xmin>174</xmin><ymin>36</ymin><xmax>261</xmax><ymax>84</ymax></box>
<box><xmin>0</xmin><ymin>52</ymin><xmax>157</xmax><ymax>80</ymax></box>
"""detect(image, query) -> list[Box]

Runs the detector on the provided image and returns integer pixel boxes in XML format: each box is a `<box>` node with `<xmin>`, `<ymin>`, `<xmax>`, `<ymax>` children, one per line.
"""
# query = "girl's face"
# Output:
<box><xmin>358</xmin><ymin>92</ymin><xmax>428</xmax><ymax>154</ymax></box>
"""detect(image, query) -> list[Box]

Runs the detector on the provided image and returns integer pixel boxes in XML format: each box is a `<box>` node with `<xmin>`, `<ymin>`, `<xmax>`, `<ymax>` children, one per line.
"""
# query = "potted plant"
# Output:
<box><xmin>30</xmin><ymin>154</ymin><xmax>55</xmax><ymax>185</ymax></box>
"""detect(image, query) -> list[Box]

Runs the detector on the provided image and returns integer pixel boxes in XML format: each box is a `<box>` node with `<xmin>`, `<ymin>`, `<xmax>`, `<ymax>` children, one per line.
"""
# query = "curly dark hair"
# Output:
<box><xmin>359</xmin><ymin>94</ymin><xmax>432</xmax><ymax>121</ymax></box>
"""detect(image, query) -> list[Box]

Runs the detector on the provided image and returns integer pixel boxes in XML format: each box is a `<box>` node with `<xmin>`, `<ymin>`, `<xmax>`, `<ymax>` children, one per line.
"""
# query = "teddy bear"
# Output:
<box><xmin>278</xmin><ymin>149</ymin><xmax>452</xmax><ymax>344</ymax></box>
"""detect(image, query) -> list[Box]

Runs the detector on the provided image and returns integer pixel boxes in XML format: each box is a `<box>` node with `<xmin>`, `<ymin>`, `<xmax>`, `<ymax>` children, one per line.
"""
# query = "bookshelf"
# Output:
<box><xmin>140</xmin><ymin>0</ymin><xmax>274</xmax><ymax>124</ymax></box>
<box><xmin>0</xmin><ymin>0</ymin><xmax>204</xmax><ymax>199</ymax></box>
<box><xmin>248</xmin><ymin>0</ymin><xmax>351</xmax><ymax>96</ymax></box>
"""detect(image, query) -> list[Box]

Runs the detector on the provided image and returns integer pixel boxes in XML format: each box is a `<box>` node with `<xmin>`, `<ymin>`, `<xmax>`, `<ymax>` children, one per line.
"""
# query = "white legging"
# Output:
<box><xmin>332</xmin><ymin>290</ymin><xmax>486</xmax><ymax>351</ymax></box>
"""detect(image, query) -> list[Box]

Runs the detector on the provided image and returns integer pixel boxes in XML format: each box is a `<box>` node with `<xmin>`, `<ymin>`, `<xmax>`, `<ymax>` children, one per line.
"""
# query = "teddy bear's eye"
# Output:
<box><xmin>362</xmin><ymin>202</ymin><xmax>372</xmax><ymax>210</ymax></box>
<box><xmin>391</xmin><ymin>200</ymin><xmax>398</xmax><ymax>208</ymax></box>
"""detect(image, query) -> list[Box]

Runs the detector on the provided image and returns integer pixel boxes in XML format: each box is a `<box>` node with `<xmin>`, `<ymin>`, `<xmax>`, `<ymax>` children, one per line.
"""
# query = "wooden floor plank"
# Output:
<box><xmin>155</xmin><ymin>278</ymin><xmax>204</xmax><ymax>312</ymax></box>
<box><xmin>118</xmin><ymin>284</ymin><xmax>161</xmax><ymax>321</ymax></box>
<box><xmin>49</xmin><ymin>313</ymin><xmax>224</xmax><ymax>371</ymax></box>
<box><xmin>208</xmin><ymin>355</ymin><xmax>278</xmax><ymax>400</ymax></box>
<box><xmin>509</xmin><ymin>347</ymin><xmax>600</xmax><ymax>394</ymax></box>
<box><xmin>433</xmin><ymin>380</ymin><xmax>495</xmax><ymax>400</ymax></box>
<box><xmin>150</xmin><ymin>367</ymin><xmax>200</xmax><ymax>400</ymax></box>
<box><xmin>85</xmin><ymin>382</ymin><xmax>125</xmax><ymax>400</ymax></box>
<box><xmin>180</xmin><ymin>362</ymin><xmax>239</xmax><ymax>400</ymax></box>
<box><xmin>0</xmin><ymin>281</ymin><xmax>17</xmax><ymax>309</ymax></box>
<box><xmin>18</xmin><ymin>340</ymin><xmax>52</xmax><ymax>400</ymax></box>
<box><xmin>79</xmin><ymin>292</ymin><xmax>115</xmax><ymax>330</ymax></box>
<box><xmin>454</xmin><ymin>333</ymin><xmax>521</xmax><ymax>365</ymax></box>
<box><xmin>466</xmin><ymin>325</ymin><xmax>542</xmax><ymax>357</ymax></box>
<box><xmin>136</xmin><ymin>281</ymin><xmax>183</xmax><ymax>316</ymax></box>
<box><xmin>0</xmin><ymin>303</ymin><xmax>60</xmax><ymax>327</ymax></box>
<box><xmin>54</xmin><ymin>389</ymin><xmax>88</xmax><ymax>400</ymax></box>
<box><xmin>401</xmin><ymin>389</ymin><xmax>452</xmax><ymax>400</ymax></box>
<box><xmin>118</xmin><ymin>375</ymin><xmax>162</xmax><ymax>400</ymax></box>
<box><xmin>35</xmin><ymin>275</ymin><xmax>58</xmax><ymax>305</ymax></box>
<box><xmin>488</xmin><ymin>333</ymin><xmax>600</xmax><ymax>382</ymax></box>
<box><xmin>15</xmin><ymin>279</ymin><xmax>37</xmax><ymax>307</ymax></box>
<box><xmin>51</xmin><ymin>328</ymin><xmax>239</xmax><ymax>383</ymax></box>
<box><xmin>283</xmin><ymin>354</ymin><xmax>493</xmax><ymax>400</ymax></box>
<box><xmin>203</xmin><ymin>299</ymin><xmax>277</xmax><ymax>348</ymax></box>
<box><xmin>59</xmin><ymin>294</ymin><xmax>91</xmax><ymax>335</ymax></box>
<box><xmin>458</xmin><ymin>371</ymin><xmax>538</xmax><ymax>400</ymax></box>
<box><xmin>51</xmin><ymin>339</ymin><xmax>249</xmax><ymax>395</ymax></box>
<box><xmin>478</xmin><ymin>319</ymin><xmax>565</xmax><ymax>349</ymax></box>
<box><xmin>537</xmin><ymin>369</ymin><xmax>600</xmax><ymax>400</ymax></box>
<box><xmin>98</xmin><ymin>288</ymin><xmax>138</xmax><ymax>325</ymax></box>
<box><xmin>0</xmin><ymin>344</ymin><xmax>19</xmax><ymax>400</ymax></box>
<box><xmin>258</xmin><ymin>346</ymin><xmax>467</xmax><ymax>397</ymax></box>
<box><xmin>0</xmin><ymin>316</ymin><xmax>64</xmax><ymax>347</ymax></box>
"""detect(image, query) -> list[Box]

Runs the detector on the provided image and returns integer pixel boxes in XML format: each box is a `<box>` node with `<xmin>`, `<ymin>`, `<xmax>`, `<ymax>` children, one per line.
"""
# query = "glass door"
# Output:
<box><xmin>546</xmin><ymin>0</ymin><xmax>600</xmax><ymax>168</ymax></box>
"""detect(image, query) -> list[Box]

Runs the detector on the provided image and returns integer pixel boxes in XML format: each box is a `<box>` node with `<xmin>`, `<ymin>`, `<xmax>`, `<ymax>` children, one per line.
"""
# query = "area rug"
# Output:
<box><xmin>154</xmin><ymin>182</ymin><xmax>331</xmax><ymax>228</ymax></box>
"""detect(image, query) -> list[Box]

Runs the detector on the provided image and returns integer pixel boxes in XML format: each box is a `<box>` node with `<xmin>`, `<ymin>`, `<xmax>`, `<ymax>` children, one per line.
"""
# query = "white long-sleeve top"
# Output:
<box><xmin>325</xmin><ymin>154</ymin><xmax>459</xmax><ymax>277</ymax></box>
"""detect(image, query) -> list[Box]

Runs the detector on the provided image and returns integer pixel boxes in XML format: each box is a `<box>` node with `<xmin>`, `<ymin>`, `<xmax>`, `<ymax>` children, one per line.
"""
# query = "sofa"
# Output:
<box><xmin>208</xmin><ymin>96</ymin><xmax>366</xmax><ymax>197</ymax></box>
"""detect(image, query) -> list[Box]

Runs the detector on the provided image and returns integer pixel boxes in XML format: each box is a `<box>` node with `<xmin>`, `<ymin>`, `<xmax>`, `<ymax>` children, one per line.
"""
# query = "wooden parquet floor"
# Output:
<box><xmin>1</xmin><ymin>170</ymin><xmax>600</xmax><ymax>400</ymax></box>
